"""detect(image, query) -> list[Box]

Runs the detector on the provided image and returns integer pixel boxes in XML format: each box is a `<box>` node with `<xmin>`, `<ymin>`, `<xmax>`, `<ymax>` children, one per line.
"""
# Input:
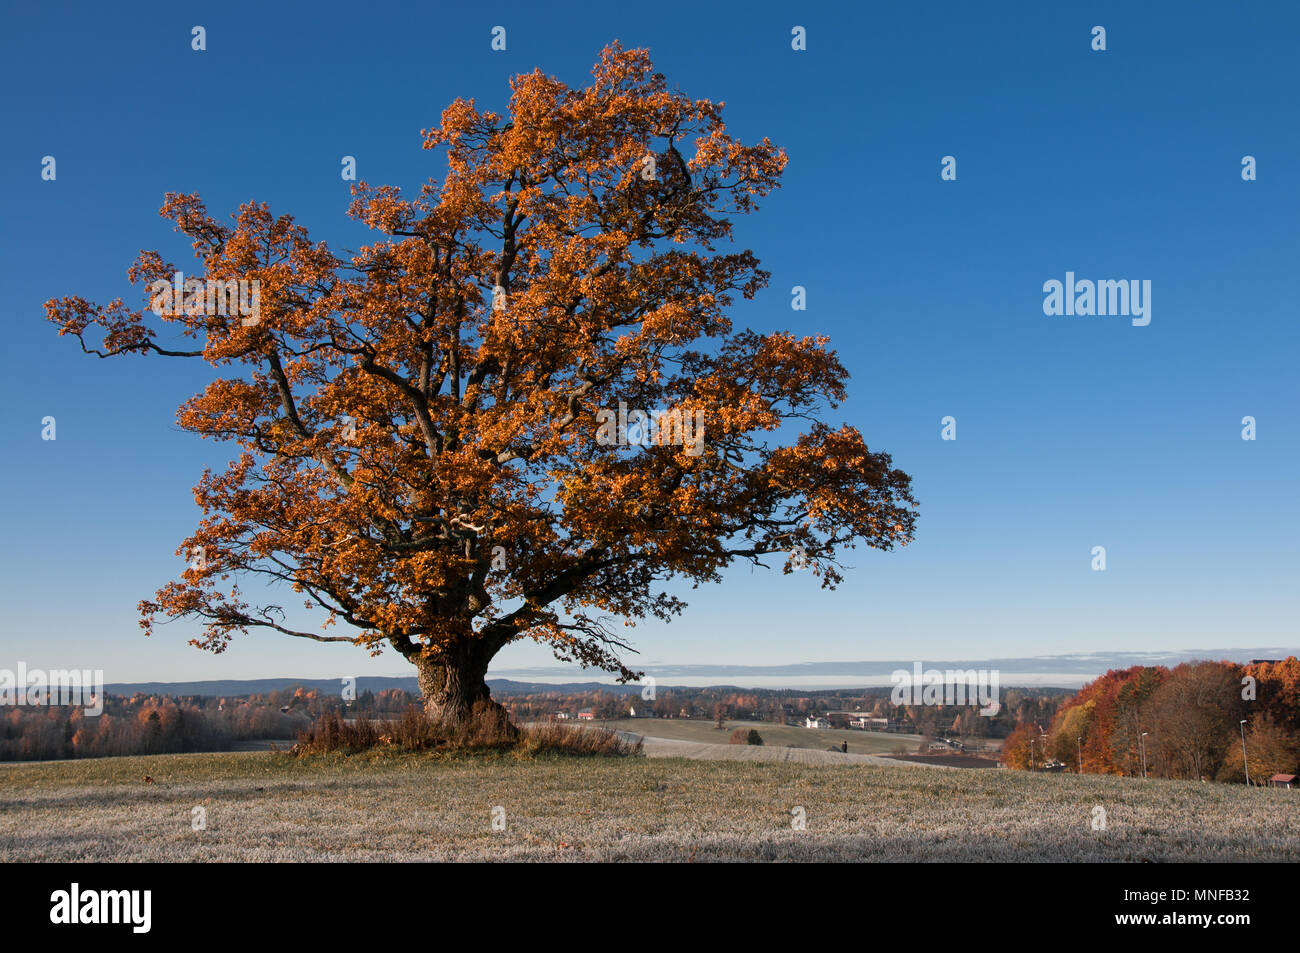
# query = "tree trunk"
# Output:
<box><xmin>413</xmin><ymin>640</ymin><xmax>516</xmax><ymax>740</ymax></box>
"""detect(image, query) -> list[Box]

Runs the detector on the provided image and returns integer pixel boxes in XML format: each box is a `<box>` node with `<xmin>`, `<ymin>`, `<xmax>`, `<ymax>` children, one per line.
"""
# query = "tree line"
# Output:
<box><xmin>0</xmin><ymin>687</ymin><xmax>332</xmax><ymax>761</ymax></box>
<box><xmin>1001</xmin><ymin>659</ymin><xmax>1300</xmax><ymax>784</ymax></box>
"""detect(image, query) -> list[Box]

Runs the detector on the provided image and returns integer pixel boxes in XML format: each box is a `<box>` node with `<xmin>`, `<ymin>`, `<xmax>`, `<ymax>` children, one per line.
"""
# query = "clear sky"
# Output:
<box><xmin>2</xmin><ymin>0</ymin><xmax>1296</xmax><ymax>686</ymax></box>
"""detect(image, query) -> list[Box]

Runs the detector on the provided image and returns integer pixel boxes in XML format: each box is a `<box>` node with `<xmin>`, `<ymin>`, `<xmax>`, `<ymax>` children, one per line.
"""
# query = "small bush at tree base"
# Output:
<box><xmin>514</xmin><ymin>723</ymin><xmax>642</xmax><ymax>758</ymax></box>
<box><xmin>292</xmin><ymin>707</ymin><xmax>641</xmax><ymax>758</ymax></box>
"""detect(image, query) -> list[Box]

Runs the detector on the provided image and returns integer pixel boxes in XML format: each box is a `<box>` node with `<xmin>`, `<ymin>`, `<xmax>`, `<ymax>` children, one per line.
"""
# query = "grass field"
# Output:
<box><xmin>2</xmin><ymin>750</ymin><xmax>1296</xmax><ymax>862</ymax></box>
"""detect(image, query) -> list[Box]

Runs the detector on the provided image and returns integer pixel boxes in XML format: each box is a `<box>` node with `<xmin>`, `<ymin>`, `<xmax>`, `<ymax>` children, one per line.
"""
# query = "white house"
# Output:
<box><xmin>804</xmin><ymin>715</ymin><xmax>830</xmax><ymax>729</ymax></box>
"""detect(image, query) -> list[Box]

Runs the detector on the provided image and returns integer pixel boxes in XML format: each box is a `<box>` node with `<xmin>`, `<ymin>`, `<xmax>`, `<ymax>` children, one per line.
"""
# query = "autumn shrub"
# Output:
<box><xmin>293</xmin><ymin>711</ymin><xmax>381</xmax><ymax>754</ymax></box>
<box><xmin>293</xmin><ymin>707</ymin><xmax>641</xmax><ymax>757</ymax></box>
<box><xmin>515</xmin><ymin>723</ymin><xmax>642</xmax><ymax>758</ymax></box>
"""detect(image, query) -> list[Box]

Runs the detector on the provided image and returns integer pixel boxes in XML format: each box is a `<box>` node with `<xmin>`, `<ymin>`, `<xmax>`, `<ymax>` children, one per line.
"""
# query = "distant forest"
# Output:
<box><xmin>0</xmin><ymin>687</ymin><xmax>328</xmax><ymax>761</ymax></box>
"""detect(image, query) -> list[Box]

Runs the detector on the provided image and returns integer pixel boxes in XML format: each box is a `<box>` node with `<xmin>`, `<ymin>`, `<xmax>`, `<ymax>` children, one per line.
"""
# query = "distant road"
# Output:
<box><xmin>228</xmin><ymin>739</ymin><xmax>296</xmax><ymax>752</ymax></box>
<box><xmin>617</xmin><ymin>731</ymin><xmax>928</xmax><ymax>767</ymax></box>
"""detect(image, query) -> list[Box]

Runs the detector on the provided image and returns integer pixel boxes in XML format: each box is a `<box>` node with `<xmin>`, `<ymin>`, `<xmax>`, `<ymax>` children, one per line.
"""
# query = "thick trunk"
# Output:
<box><xmin>413</xmin><ymin>640</ymin><xmax>516</xmax><ymax>739</ymax></box>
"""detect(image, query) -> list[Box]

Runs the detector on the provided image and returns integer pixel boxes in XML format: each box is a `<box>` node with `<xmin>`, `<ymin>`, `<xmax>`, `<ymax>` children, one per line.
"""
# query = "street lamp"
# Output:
<box><xmin>1140</xmin><ymin>731</ymin><xmax>1148</xmax><ymax>779</ymax></box>
<box><xmin>1028</xmin><ymin>737</ymin><xmax>1035</xmax><ymax>771</ymax></box>
<box><xmin>1077</xmin><ymin>736</ymin><xmax>1083</xmax><ymax>774</ymax></box>
<box><xmin>1240</xmin><ymin>719</ymin><xmax>1250</xmax><ymax>786</ymax></box>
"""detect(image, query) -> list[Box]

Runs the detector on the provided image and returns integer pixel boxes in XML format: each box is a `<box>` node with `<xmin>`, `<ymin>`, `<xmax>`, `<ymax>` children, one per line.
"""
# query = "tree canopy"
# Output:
<box><xmin>45</xmin><ymin>44</ymin><xmax>918</xmax><ymax>724</ymax></box>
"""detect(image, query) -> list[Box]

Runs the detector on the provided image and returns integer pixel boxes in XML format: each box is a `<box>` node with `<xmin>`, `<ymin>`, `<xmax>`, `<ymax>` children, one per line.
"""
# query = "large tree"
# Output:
<box><xmin>45</xmin><ymin>44</ymin><xmax>917</xmax><ymax>728</ymax></box>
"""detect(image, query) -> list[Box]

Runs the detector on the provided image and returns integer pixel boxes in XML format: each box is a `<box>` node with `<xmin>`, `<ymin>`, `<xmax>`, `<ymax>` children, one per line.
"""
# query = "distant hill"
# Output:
<box><xmin>101</xmin><ymin>646</ymin><xmax>1298</xmax><ymax>698</ymax></box>
<box><xmin>101</xmin><ymin>677</ymin><xmax>645</xmax><ymax>698</ymax></box>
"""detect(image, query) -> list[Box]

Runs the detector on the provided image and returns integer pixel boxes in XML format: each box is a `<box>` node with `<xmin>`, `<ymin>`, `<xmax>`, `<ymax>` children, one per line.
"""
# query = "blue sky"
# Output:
<box><xmin>2</xmin><ymin>0</ymin><xmax>1296</xmax><ymax>685</ymax></box>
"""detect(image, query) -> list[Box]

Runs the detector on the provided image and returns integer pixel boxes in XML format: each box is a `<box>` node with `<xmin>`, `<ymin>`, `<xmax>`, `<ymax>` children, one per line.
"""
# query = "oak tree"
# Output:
<box><xmin>45</xmin><ymin>44</ymin><xmax>917</xmax><ymax>729</ymax></box>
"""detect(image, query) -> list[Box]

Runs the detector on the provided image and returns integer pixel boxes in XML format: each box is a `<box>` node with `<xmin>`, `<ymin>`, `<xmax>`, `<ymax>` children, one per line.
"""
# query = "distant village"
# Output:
<box><xmin>504</xmin><ymin>685</ymin><xmax>1066</xmax><ymax>745</ymax></box>
<box><xmin>557</xmin><ymin>704</ymin><xmax>914</xmax><ymax>733</ymax></box>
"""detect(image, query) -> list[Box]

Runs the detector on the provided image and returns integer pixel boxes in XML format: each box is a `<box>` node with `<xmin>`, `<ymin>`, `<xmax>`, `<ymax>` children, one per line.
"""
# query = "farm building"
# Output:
<box><xmin>577</xmin><ymin>710</ymin><xmax>595</xmax><ymax>721</ymax></box>
<box><xmin>849</xmin><ymin>716</ymin><xmax>890</xmax><ymax>730</ymax></box>
<box><xmin>1269</xmin><ymin>774</ymin><xmax>1297</xmax><ymax>789</ymax></box>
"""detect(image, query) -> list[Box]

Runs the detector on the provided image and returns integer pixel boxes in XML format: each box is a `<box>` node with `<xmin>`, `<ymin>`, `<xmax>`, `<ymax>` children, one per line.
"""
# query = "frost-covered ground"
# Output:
<box><xmin>1</xmin><ymin>751</ymin><xmax>1295</xmax><ymax>861</ymax></box>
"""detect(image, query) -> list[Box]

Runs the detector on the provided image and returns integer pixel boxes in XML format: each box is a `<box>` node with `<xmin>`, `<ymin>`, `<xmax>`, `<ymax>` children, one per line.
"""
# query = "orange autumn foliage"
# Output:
<box><xmin>44</xmin><ymin>44</ymin><xmax>917</xmax><ymax>723</ymax></box>
<box><xmin>1044</xmin><ymin>658</ymin><xmax>1300</xmax><ymax>781</ymax></box>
